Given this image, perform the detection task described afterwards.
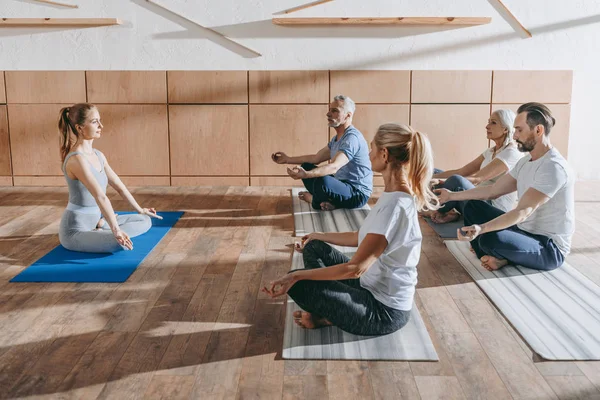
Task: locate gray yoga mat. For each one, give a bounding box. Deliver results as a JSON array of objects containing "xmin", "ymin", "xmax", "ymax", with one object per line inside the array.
[
  {"xmin": 286, "ymin": 188, "xmax": 439, "ymax": 360},
  {"xmin": 291, "ymin": 187, "xmax": 370, "ymax": 237},
  {"xmin": 445, "ymin": 240, "xmax": 600, "ymax": 360},
  {"xmin": 424, "ymin": 217, "xmax": 464, "ymax": 239},
  {"xmin": 283, "ymin": 250, "xmax": 439, "ymax": 360}
]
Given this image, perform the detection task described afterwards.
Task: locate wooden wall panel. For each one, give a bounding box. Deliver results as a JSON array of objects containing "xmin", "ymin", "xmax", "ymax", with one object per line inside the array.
[
  {"xmin": 330, "ymin": 71, "xmax": 411, "ymax": 103},
  {"xmin": 249, "ymin": 71, "xmax": 329, "ymax": 103},
  {"xmin": 412, "ymin": 71, "xmax": 492, "ymax": 103},
  {"xmin": 250, "ymin": 176, "xmax": 304, "ymax": 187},
  {"xmin": 119, "ymin": 176, "xmax": 171, "ymax": 186},
  {"xmin": 172, "ymin": 177, "xmax": 249, "ymax": 186},
  {"xmin": 5, "ymin": 71, "xmax": 86, "ymax": 104},
  {"xmin": 9, "ymin": 104, "xmax": 66, "ymax": 175},
  {"xmin": 0, "ymin": 106, "xmax": 11, "ymax": 175},
  {"xmin": 492, "ymin": 71, "xmax": 573, "ymax": 104},
  {"xmin": 411, "ymin": 105, "xmax": 491, "ymax": 171},
  {"xmin": 92, "ymin": 105, "xmax": 170, "ymax": 175},
  {"xmin": 0, "ymin": 72, "xmax": 6, "ymax": 104},
  {"xmin": 494, "ymin": 103, "xmax": 571, "ymax": 159},
  {"xmin": 341, "ymin": 105, "xmax": 411, "ymax": 145},
  {"xmin": 169, "ymin": 105, "xmax": 249, "ymax": 176},
  {"xmin": 168, "ymin": 71, "xmax": 248, "ymax": 103},
  {"xmin": 86, "ymin": 71, "xmax": 167, "ymax": 104},
  {"xmin": 0, "ymin": 70, "xmax": 573, "ymax": 188},
  {"xmin": 13, "ymin": 176, "xmax": 65, "ymax": 186},
  {"xmin": 249, "ymin": 105, "xmax": 329, "ymax": 175}
]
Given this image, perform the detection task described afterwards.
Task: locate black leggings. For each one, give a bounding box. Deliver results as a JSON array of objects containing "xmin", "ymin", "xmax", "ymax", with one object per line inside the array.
[{"xmin": 287, "ymin": 240, "xmax": 410, "ymax": 336}]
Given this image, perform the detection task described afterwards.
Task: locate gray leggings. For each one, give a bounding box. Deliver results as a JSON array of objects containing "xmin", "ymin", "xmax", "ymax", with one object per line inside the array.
[
  {"xmin": 287, "ymin": 240, "xmax": 411, "ymax": 336},
  {"xmin": 59, "ymin": 210, "xmax": 152, "ymax": 253}
]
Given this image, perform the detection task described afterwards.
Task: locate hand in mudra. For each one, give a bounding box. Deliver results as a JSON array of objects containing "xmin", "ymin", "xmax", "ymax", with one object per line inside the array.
[
  {"xmin": 271, "ymin": 151, "xmax": 289, "ymax": 164},
  {"xmin": 287, "ymin": 166, "xmax": 307, "ymax": 180},
  {"xmin": 113, "ymin": 229, "xmax": 133, "ymax": 250},
  {"xmin": 141, "ymin": 208, "xmax": 163, "ymax": 220},
  {"xmin": 434, "ymin": 188, "xmax": 452, "ymax": 205}
]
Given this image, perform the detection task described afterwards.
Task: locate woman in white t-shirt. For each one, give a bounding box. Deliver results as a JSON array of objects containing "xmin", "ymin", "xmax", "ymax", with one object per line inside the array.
[
  {"xmin": 429, "ymin": 109, "xmax": 523, "ymax": 223},
  {"xmin": 261, "ymin": 124, "xmax": 439, "ymax": 336}
]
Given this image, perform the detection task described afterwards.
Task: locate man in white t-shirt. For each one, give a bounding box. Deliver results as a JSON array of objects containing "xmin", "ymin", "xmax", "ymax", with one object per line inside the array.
[{"xmin": 436, "ymin": 102, "xmax": 575, "ymax": 271}]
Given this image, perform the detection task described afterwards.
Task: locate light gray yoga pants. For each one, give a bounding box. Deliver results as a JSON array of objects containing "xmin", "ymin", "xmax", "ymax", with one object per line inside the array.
[{"xmin": 59, "ymin": 209, "xmax": 152, "ymax": 253}]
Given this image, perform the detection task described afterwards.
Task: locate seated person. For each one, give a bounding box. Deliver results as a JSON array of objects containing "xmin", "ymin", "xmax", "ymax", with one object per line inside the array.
[
  {"xmin": 436, "ymin": 103, "xmax": 574, "ymax": 272},
  {"xmin": 271, "ymin": 95, "xmax": 373, "ymax": 211},
  {"xmin": 57, "ymin": 103, "xmax": 161, "ymax": 253},
  {"xmin": 429, "ymin": 109, "xmax": 523, "ymax": 223},
  {"xmin": 262, "ymin": 123, "xmax": 439, "ymax": 335}
]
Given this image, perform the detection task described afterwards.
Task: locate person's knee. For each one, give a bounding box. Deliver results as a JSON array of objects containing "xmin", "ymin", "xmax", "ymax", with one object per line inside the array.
[
  {"xmin": 141, "ymin": 214, "xmax": 152, "ymax": 231},
  {"xmin": 301, "ymin": 162, "xmax": 315, "ymax": 171},
  {"xmin": 444, "ymin": 174, "xmax": 469, "ymax": 191},
  {"xmin": 462, "ymin": 200, "xmax": 475, "ymax": 220},
  {"xmin": 303, "ymin": 239, "xmax": 324, "ymax": 255},
  {"xmin": 477, "ymin": 233, "xmax": 499, "ymax": 253}
]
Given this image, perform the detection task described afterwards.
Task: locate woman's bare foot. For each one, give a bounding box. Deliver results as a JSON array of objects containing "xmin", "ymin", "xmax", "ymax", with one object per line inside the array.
[
  {"xmin": 293, "ymin": 310, "xmax": 332, "ymax": 329},
  {"xmin": 420, "ymin": 210, "xmax": 436, "ymax": 218},
  {"xmin": 320, "ymin": 202, "xmax": 336, "ymax": 211},
  {"xmin": 298, "ymin": 191, "xmax": 312, "ymax": 204},
  {"xmin": 480, "ymin": 255, "xmax": 508, "ymax": 271},
  {"xmin": 431, "ymin": 210, "xmax": 460, "ymax": 224}
]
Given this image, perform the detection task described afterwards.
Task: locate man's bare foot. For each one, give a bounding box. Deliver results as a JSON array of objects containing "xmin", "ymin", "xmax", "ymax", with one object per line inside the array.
[
  {"xmin": 320, "ymin": 202, "xmax": 336, "ymax": 211},
  {"xmin": 431, "ymin": 210, "xmax": 460, "ymax": 224},
  {"xmin": 298, "ymin": 191, "xmax": 312, "ymax": 204},
  {"xmin": 480, "ymin": 255, "xmax": 508, "ymax": 271},
  {"xmin": 293, "ymin": 310, "xmax": 332, "ymax": 329}
]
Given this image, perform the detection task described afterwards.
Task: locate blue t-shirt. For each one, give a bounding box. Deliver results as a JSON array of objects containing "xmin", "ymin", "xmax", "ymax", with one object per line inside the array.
[{"xmin": 328, "ymin": 125, "xmax": 373, "ymax": 197}]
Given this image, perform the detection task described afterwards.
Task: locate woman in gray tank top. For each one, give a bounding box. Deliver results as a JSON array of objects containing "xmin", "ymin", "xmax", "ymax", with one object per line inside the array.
[{"xmin": 58, "ymin": 103, "xmax": 161, "ymax": 253}]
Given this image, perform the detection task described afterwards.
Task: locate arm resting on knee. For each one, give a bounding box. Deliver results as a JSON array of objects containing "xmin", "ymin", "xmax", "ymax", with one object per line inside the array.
[
  {"xmin": 293, "ymin": 234, "xmax": 387, "ymax": 282},
  {"xmin": 479, "ymin": 188, "xmax": 550, "ymax": 234},
  {"xmin": 304, "ymin": 151, "xmax": 350, "ymax": 179},
  {"xmin": 447, "ymin": 173, "xmax": 517, "ymax": 202}
]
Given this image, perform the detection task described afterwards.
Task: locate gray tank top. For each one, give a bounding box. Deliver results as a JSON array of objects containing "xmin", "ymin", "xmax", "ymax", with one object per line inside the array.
[{"xmin": 62, "ymin": 150, "xmax": 108, "ymax": 207}]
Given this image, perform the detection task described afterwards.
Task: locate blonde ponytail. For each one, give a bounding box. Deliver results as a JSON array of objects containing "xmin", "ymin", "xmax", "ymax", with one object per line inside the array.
[
  {"xmin": 374, "ymin": 123, "xmax": 439, "ymax": 211},
  {"xmin": 408, "ymin": 131, "xmax": 439, "ymax": 212}
]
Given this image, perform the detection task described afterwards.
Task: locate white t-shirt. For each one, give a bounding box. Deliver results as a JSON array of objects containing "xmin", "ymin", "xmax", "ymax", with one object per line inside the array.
[
  {"xmin": 479, "ymin": 144, "xmax": 524, "ymax": 212},
  {"xmin": 358, "ymin": 191, "xmax": 421, "ymax": 311},
  {"xmin": 509, "ymin": 147, "xmax": 575, "ymax": 255}
]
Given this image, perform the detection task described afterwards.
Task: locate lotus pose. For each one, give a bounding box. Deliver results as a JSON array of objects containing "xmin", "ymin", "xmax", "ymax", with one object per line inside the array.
[
  {"xmin": 58, "ymin": 103, "xmax": 161, "ymax": 253},
  {"xmin": 428, "ymin": 109, "xmax": 523, "ymax": 224},
  {"xmin": 271, "ymin": 95, "xmax": 373, "ymax": 211},
  {"xmin": 263, "ymin": 123, "xmax": 438, "ymax": 336},
  {"xmin": 436, "ymin": 103, "xmax": 575, "ymax": 272}
]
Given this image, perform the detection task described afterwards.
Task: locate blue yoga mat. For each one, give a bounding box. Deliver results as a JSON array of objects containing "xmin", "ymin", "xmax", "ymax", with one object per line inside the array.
[{"xmin": 10, "ymin": 211, "xmax": 184, "ymax": 283}]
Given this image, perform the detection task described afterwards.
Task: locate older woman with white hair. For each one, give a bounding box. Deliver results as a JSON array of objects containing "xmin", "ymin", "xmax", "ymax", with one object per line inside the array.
[{"xmin": 429, "ymin": 109, "xmax": 523, "ymax": 223}]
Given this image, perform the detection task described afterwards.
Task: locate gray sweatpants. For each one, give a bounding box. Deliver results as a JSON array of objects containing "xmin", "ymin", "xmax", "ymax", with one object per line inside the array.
[{"xmin": 59, "ymin": 210, "xmax": 152, "ymax": 253}]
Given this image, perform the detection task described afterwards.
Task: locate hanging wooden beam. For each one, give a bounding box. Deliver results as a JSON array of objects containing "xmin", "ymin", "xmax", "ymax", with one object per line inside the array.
[
  {"xmin": 0, "ymin": 18, "xmax": 121, "ymax": 27},
  {"xmin": 281, "ymin": 0, "xmax": 334, "ymax": 15},
  {"xmin": 493, "ymin": 0, "xmax": 532, "ymax": 38},
  {"xmin": 145, "ymin": 0, "xmax": 262, "ymax": 57},
  {"xmin": 33, "ymin": 0, "xmax": 79, "ymax": 8},
  {"xmin": 272, "ymin": 17, "xmax": 492, "ymax": 26}
]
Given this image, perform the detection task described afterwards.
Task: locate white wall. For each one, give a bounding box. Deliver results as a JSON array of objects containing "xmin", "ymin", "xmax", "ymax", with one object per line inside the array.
[{"xmin": 2, "ymin": 0, "xmax": 599, "ymax": 179}]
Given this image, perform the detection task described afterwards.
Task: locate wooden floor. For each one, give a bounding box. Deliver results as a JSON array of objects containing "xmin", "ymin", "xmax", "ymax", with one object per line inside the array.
[{"xmin": 0, "ymin": 184, "xmax": 599, "ymax": 400}]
